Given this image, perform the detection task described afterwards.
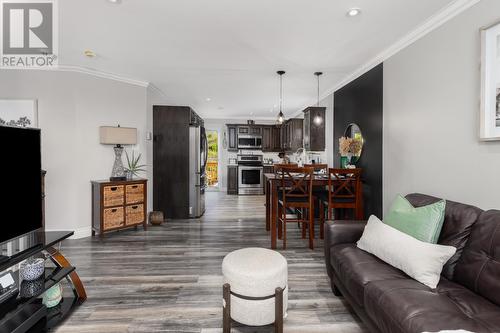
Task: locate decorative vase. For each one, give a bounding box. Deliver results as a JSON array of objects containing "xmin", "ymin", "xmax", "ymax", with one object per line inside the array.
[
  {"xmin": 340, "ymin": 156, "xmax": 349, "ymax": 169},
  {"xmin": 43, "ymin": 283, "xmax": 63, "ymax": 308},
  {"xmin": 20, "ymin": 277, "xmax": 45, "ymax": 298},
  {"xmin": 149, "ymin": 211, "xmax": 164, "ymax": 225},
  {"xmin": 20, "ymin": 258, "xmax": 45, "ymax": 281},
  {"xmin": 125, "ymin": 170, "xmax": 133, "ymax": 180},
  {"xmin": 350, "ymin": 155, "xmax": 359, "ymax": 166}
]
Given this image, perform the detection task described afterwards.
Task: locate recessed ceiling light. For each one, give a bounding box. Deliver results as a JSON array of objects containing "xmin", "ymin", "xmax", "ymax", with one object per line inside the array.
[
  {"xmin": 206, "ymin": 98, "xmax": 211, "ymax": 102},
  {"xmin": 108, "ymin": 0, "xmax": 121, "ymax": 3},
  {"xmin": 84, "ymin": 50, "xmax": 96, "ymax": 58},
  {"xmin": 347, "ymin": 8, "xmax": 361, "ymax": 17}
]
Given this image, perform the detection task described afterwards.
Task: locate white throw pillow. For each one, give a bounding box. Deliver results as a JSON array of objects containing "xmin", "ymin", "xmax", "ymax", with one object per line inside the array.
[{"xmin": 357, "ymin": 215, "xmax": 456, "ymax": 289}]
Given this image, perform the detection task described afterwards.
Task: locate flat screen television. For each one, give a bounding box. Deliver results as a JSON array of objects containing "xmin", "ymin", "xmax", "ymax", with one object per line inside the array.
[{"xmin": 0, "ymin": 126, "xmax": 43, "ymax": 244}]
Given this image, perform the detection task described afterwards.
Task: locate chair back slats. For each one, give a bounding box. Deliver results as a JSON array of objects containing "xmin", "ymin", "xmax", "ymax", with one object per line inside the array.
[
  {"xmin": 275, "ymin": 166, "xmax": 314, "ymax": 205},
  {"xmin": 304, "ymin": 164, "xmax": 328, "ymax": 173},
  {"xmin": 273, "ymin": 163, "xmax": 298, "ymax": 173},
  {"xmin": 326, "ymin": 168, "xmax": 363, "ymax": 219},
  {"xmin": 327, "ymin": 168, "xmax": 362, "ymax": 199}
]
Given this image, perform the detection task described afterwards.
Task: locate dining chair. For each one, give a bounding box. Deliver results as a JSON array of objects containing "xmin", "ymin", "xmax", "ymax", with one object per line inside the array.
[
  {"xmin": 319, "ymin": 169, "xmax": 363, "ymax": 236},
  {"xmin": 304, "ymin": 164, "xmax": 328, "ymax": 173},
  {"xmin": 273, "ymin": 163, "xmax": 298, "ymax": 171},
  {"xmin": 304, "ymin": 164, "xmax": 329, "ymax": 238},
  {"xmin": 276, "ymin": 166, "xmax": 315, "ymax": 250}
]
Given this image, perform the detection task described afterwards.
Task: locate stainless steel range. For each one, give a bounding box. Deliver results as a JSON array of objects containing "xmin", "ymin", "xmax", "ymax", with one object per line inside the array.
[{"xmin": 237, "ymin": 154, "xmax": 264, "ymax": 195}]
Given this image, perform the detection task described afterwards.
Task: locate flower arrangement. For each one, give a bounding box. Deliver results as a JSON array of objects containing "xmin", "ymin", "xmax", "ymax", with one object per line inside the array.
[
  {"xmin": 339, "ymin": 137, "xmax": 363, "ymax": 156},
  {"xmin": 339, "ymin": 136, "xmax": 353, "ymax": 156},
  {"xmin": 350, "ymin": 138, "xmax": 363, "ymax": 156}
]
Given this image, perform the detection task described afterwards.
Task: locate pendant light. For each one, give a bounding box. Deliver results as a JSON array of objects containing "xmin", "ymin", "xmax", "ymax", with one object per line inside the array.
[
  {"xmin": 277, "ymin": 70, "xmax": 285, "ymax": 124},
  {"xmin": 313, "ymin": 71, "xmax": 324, "ymax": 125}
]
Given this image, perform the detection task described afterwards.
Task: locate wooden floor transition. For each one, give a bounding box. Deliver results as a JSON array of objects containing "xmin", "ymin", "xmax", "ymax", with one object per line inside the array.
[{"xmin": 54, "ymin": 192, "xmax": 366, "ymax": 333}]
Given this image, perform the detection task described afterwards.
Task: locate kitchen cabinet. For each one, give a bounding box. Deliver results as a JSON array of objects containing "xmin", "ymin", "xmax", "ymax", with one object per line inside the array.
[
  {"xmin": 227, "ymin": 165, "xmax": 238, "ymax": 195},
  {"xmin": 227, "ymin": 125, "xmax": 238, "ymax": 151},
  {"xmin": 250, "ymin": 126, "xmax": 262, "ymax": 135},
  {"xmin": 239, "ymin": 125, "xmax": 261, "ymax": 135},
  {"xmin": 262, "ymin": 126, "xmax": 272, "ymax": 152},
  {"xmin": 303, "ymin": 107, "xmax": 326, "ymax": 151},
  {"xmin": 271, "ymin": 126, "xmax": 282, "ymax": 151},
  {"xmin": 263, "ymin": 125, "xmax": 283, "ymax": 152},
  {"xmin": 281, "ymin": 118, "xmax": 303, "ymax": 152}
]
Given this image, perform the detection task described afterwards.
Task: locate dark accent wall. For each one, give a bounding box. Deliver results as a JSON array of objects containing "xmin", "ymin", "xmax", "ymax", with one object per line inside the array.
[{"xmin": 334, "ymin": 64, "xmax": 383, "ymax": 218}]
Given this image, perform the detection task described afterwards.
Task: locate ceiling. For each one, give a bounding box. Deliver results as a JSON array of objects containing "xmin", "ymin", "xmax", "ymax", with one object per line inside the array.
[{"xmin": 58, "ymin": 0, "xmax": 456, "ymax": 119}]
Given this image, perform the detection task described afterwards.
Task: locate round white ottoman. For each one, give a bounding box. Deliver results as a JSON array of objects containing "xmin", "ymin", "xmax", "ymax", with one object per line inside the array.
[{"xmin": 222, "ymin": 247, "xmax": 288, "ymax": 329}]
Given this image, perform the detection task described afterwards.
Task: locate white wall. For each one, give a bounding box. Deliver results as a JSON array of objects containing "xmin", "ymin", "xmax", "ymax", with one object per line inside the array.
[
  {"xmin": 321, "ymin": 94, "xmax": 335, "ymax": 167},
  {"xmin": 0, "ymin": 70, "xmax": 148, "ymax": 238},
  {"xmin": 383, "ymin": 0, "xmax": 500, "ymax": 212}
]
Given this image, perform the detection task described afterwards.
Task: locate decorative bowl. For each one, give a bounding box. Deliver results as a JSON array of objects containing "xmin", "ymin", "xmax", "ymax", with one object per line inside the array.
[
  {"xmin": 20, "ymin": 258, "xmax": 45, "ymax": 281},
  {"xmin": 43, "ymin": 283, "xmax": 63, "ymax": 308},
  {"xmin": 20, "ymin": 277, "xmax": 44, "ymax": 298}
]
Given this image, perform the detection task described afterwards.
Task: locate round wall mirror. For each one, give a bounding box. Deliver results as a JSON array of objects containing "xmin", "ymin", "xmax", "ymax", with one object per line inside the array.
[{"xmin": 344, "ymin": 123, "xmax": 364, "ymax": 163}]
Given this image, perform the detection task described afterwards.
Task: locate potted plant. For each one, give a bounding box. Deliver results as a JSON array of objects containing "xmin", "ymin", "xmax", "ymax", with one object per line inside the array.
[{"xmin": 125, "ymin": 150, "xmax": 146, "ymax": 179}]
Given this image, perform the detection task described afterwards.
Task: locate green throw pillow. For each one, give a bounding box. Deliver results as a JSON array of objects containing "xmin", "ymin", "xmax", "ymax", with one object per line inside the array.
[{"xmin": 384, "ymin": 195, "xmax": 446, "ymax": 244}]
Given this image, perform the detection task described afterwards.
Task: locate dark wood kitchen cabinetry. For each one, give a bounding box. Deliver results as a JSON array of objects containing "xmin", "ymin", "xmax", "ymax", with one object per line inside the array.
[
  {"xmin": 262, "ymin": 125, "xmax": 282, "ymax": 152},
  {"xmin": 227, "ymin": 165, "xmax": 238, "ymax": 195},
  {"xmin": 227, "ymin": 125, "xmax": 238, "ymax": 152},
  {"xmin": 281, "ymin": 118, "xmax": 303, "ymax": 152},
  {"xmin": 303, "ymin": 107, "xmax": 326, "ymax": 151},
  {"xmin": 238, "ymin": 125, "xmax": 262, "ymax": 135},
  {"xmin": 262, "ymin": 126, "xmax": 272, "ymax": 151}
]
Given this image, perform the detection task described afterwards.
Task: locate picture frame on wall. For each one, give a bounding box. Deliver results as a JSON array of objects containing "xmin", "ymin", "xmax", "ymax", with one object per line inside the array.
[
  {"xmin": 480, "ymin": 21, "xmax": 500, "ymax": 140},
  {"xmin": 0, "ymin": 99, "xmax": 38, "ymax": 128}
]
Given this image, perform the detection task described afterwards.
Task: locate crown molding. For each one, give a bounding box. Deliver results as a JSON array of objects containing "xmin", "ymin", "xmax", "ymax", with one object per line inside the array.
[
  {"xmin": 147, "ymin": 83, "xmax": 169, "ymax": 100},
  {"xmin": 56, "ymin": 65, "xmax": 150, "ymax": 87},
  {"xmin": 1, "ymin": 64, "xmax": 151, "ymax": 87},
  {"xmin": 291, "ymin": 0, "xmax": 482, "ymax": 118}
]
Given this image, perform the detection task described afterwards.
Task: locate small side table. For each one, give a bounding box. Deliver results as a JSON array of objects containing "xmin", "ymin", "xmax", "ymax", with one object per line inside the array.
[{"xmin": 91, "ymin": 179, "xmax": 147, "ymax": 237}]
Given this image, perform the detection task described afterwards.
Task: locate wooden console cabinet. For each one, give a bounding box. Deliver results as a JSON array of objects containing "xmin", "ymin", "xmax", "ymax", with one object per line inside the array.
[{"xmin": 91, "ymin": 179, "xmax": 147, "ymax": 236}]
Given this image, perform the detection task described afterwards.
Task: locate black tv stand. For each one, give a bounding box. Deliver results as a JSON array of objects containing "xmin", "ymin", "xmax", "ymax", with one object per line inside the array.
[
  {"xmin": 0, "ymin": 255, "xmax": 9, "ymax": 265},
  {"xmin": 0, "ymin": 231, "xmax": 86, "ymax": 333}
]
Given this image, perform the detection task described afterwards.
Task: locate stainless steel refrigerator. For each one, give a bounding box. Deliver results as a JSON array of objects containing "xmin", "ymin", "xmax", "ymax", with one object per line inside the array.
[{"xmin": 189, "ymin": 124, "xmax": 207, "ymax": 217}]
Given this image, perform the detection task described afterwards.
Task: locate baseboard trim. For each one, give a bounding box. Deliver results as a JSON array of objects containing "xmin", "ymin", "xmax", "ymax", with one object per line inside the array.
[{"xmin": 45, "ymin": 226, "xmax": 92, "ymax": 240}]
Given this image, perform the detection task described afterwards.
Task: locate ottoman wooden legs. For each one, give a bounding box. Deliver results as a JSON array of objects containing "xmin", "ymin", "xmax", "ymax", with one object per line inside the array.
[
  {"xmin": 223, "ymin": 284, "xmax": 231, "ymax": 333},
  {"xmin": 222, "ymin": 283, "xmax": 284, "ymax": 333},
  {"xmin": 274, "ymin": 287, "xmax": 284, "ymax": 333}
]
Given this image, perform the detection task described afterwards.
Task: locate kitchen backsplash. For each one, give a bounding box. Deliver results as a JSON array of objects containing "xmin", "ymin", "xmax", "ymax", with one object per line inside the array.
[{"xmin": 228, "ymin": 150, "xmax": 327, "ymax": 165}]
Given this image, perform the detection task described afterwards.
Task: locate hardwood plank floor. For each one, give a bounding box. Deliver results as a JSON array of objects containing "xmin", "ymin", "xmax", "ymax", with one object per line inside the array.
[{"xmin": 54, "ymin": 192, "xmax": 366, "ymax": 333}]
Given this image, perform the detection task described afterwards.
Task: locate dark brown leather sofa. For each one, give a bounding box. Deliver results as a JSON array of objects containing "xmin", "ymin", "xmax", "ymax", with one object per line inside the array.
[{"xmin": 324, "ymin": 193, "xmax": 500, "ymax": 333}]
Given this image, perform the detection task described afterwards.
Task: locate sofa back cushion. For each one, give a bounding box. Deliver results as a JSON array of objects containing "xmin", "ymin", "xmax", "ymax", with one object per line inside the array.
[
  {"xmin": 454, "ymin": 210, "xmax": 500, "ymax": 306},
  {"xmin": 405, "ymin": 193, "xmax": 482, "ymax": 280}
]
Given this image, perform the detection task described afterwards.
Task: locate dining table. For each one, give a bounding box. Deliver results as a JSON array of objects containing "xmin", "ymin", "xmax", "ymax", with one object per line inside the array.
[{"xmin": 264, "ymin": 172, "xmax": 331, "ymax": 249}]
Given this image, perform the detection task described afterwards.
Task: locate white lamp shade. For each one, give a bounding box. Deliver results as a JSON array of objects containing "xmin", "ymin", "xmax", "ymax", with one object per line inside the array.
[{"xmin": 100, "ymin": 126, "xmax": 137, "ymax": 145}]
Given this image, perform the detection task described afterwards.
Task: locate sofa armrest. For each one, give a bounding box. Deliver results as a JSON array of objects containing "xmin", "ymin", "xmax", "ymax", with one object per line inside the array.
[{"xmin": 324, "ymin": 220, "xmax": 367, "ymax": 279}]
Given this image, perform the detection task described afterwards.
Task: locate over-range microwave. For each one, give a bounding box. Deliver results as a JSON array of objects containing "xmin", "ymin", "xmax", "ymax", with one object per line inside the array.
[{"xmin": 238, "ymin": 134, "xmax": 262, "ymax": 149}]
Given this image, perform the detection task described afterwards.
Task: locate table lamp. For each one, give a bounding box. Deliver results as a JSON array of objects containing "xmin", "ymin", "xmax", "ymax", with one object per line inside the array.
[{"xmin": 100, "ymin": 125, "xmax": 137, "ymax": 181}]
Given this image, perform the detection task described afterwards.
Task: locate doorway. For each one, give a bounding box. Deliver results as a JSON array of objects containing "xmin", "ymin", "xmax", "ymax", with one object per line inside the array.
[{"xmin": 206, "ymin": 130, "xmax": 219, "ymax": 189}]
